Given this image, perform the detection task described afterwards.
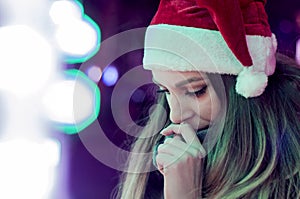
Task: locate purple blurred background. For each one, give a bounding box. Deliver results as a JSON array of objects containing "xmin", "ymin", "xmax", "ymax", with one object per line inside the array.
[{"xmin": 52, "ymin": 0, "xmax": 300, "ymax": 198}]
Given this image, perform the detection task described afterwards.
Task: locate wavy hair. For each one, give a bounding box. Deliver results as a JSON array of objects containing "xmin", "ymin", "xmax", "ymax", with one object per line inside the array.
[{"xmin": 115, "ymin": 54, "xmax": 300, "ymax": 199}]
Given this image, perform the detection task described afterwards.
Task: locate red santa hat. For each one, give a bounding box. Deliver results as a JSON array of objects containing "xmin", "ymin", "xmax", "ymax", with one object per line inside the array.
[{"xmin": 143, "ymin": 0, "xmax": 277, "ymax": 98}]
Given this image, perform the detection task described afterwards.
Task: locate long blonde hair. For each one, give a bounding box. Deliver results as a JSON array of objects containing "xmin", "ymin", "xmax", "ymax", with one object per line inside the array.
[{"xmin": 115, "ymin": 54, "xmax": 300, "ymax": 198}]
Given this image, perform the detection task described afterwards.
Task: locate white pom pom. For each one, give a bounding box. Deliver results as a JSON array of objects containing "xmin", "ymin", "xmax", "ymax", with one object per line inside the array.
[{"xmin": 235, "ymin": 67, "xmax": 268, "ymax": 98}]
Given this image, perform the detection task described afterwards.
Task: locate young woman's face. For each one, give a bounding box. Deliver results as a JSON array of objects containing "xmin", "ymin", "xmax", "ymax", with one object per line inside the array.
[{"xmin": 152, "ymin": 69, "xmax": 221, "ymax": 131}]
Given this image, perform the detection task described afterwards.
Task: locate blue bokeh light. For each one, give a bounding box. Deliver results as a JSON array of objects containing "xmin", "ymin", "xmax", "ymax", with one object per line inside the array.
[{"xmin": 102, "ymin": 65, "xmax": 119, "ymax": 86}]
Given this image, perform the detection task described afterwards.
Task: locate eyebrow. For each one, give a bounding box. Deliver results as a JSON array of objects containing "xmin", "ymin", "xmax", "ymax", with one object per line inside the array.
[
  {"xmin": 175, "ymin": 77, "xmax": 204, "ymax": 87},
  {"xmin": 152, "ymin": 77, "xmax": 204, "ymax": 88}
]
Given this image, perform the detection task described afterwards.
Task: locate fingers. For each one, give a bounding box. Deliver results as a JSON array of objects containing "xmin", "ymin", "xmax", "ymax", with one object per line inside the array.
[
  {"xmin": 155, "ymin": 153, "xmax": 171, "ymax": 174},
  {"xmin": 163, "ymin": 137, "xmax": 199, "ymax": 156},
  {"xmin": 155, "ymin": 123, "xmax": 207, "ymax": 174},
  {"xmin": 156, "ymin": 134, "xmax": 205, "ymax": 173},
  {"xmin": 160, "ymin": 123, "xmax": 206, "ymax": 155},
  {"xmin": 158, "ymin": 138, "xmax": 199, "ymax": 157},
  {"xmin": 156, "ymin": 142, "xmax": 203, "ymax": 175},
  {"xmin": 160, "ymin": 123, "xmax": 199, "ymax": 143}
]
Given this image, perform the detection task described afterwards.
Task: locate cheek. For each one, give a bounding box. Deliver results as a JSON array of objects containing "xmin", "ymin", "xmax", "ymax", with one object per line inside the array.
[{"xmin": 195, "ymin": 100, "xmax": 213, "ymax": 121}]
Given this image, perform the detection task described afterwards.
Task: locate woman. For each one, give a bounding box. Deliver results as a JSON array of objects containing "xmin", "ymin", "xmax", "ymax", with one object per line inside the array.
[{"xmin": 116, "ymin": 0, "xmax": 300, "ymax": 198}]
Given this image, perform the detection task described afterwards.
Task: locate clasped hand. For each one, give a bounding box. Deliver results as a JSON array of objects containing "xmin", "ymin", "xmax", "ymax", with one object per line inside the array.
[{"xmin": 155, "ymin": 123, "xmax": 206, "ymax": 199}]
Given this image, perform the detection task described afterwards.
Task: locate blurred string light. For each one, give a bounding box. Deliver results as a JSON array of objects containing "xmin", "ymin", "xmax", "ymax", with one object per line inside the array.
[
  {"xmin": 49, "ymin": 0, "xmax": 101, "ymax": 63},
  {"xmin": 102, "ymin": 65, "xmax": 119, "ymax": 86},
  {"xmin": 86, "ymin": 65, "xmax": 103, "ymax": 82},
  {"xmin": 0, "ymin": 16, "xmax": 60, "ymax": 199},
  {"xmin": 0, "ymin": 0, "xmax": 101, "ymax": 198},
  {"xmin": 42, "ymin": 69, "xmax": 101, "ymax": 134},
  {"xmin": 0, "ymin": 17, "xmax": 61, "ymax": 199}
]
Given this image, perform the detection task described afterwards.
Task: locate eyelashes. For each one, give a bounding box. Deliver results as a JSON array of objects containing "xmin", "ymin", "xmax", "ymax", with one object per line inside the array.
[
  {"xmin": 156, "ymin": 85, "xmax": 208, "ymax": 98},
  {"xmin": 188, "ymin": 85, "xmax": 207, "ymax": 97}
]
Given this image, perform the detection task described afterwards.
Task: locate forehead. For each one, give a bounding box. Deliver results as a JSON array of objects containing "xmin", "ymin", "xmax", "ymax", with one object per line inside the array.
[{"xmin": 151, "ymin": 69, "xmax": 206, "ymax": 83}]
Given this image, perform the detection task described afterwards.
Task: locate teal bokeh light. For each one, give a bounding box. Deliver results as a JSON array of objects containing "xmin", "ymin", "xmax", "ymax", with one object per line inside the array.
[
  {"xmin": 55, "ymin": 69, "xmax": 101, "ymax": 134},
  {"xmin": 63, "ymin": 0, "xmax": 101, "ymax": 64}
]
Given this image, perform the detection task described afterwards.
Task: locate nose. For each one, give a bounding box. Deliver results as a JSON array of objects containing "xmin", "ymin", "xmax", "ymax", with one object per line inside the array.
[{"xmin": 167, "ymin": 94, "xmax": 193, "ymax": 124}]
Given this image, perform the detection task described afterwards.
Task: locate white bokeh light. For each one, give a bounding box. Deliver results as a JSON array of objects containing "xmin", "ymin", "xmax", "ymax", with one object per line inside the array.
[
  {"xmin": 42, "ymin": 79, "xmax": 94, "ymax": 124},
  {"xmin": 49, "ymin": 0, "xmax": 99, "ymax": 60},
  {"xmin": 0, "ymin": 0, "xmax": 100, "ymax": 198},
  {"xmin": 49, "ymin": 0, "xmax": 82, "ymax": 25},
  {"xmin": 55, "ymin": 20, "xmax": 98, "ymax": 56},
  {"xmin": 0, "ymin": 138, "xmax": 60, "ymax": 199},
  {"xmin": 86, "ymin": 65, "xmax": 102, "ymax": 82},
  {"xmin": 0, "ymin": 0, "xmax": 51, "ymax": 26},
  {"xmin": 0, "ymin": 25, "xmax": 56, "ymax": 96}
]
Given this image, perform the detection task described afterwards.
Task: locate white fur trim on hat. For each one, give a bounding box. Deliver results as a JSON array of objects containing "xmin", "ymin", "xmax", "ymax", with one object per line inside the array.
[
  {"xmin": 143, "ymin": 24, "xmax": 277, "ymax": 98},
  {"xmin": 236, "ymin": 68, "xmax": 268, "ymax": 98}
]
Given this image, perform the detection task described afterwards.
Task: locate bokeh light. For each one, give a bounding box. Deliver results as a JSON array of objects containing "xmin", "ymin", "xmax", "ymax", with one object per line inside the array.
[
  {"xmin": 50, "ymin": 0, "xmax": 101, "ymax": 64},
  {"xmin": 0, "ymin": 25, "xmax": 56, "ymax": 97},
  {"xmin": 0, "ymin": 0, "xmax": 51, "ymax": 26},
  {"xmin": 49, "ymin": 0, "xmax": 82, "ymax": 24},
  {"xmin": 102, "ymin": 65, "xmax": 119, "ymax": 86},
  {"xmin": 0, "ymin": 0, "xmax": 102, "ymax": 198},
  {"xmin": 86, "ymin": 65, "xmax": 103, "ymax": 82},
  {"xmin": 42, "ymin": 69, "xmax": 101, "ymax": 134},
  {"xmin": 0, "ymin": 138, "xmax": 60, "ymax": 199},
  {"xmin": 55, "ymin": 20, "xmax": 97, "ymax": 56}
]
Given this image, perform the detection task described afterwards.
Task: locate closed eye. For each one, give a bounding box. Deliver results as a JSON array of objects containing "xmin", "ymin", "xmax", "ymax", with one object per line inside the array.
[
  {"xmin": 186, "ymin": 85, "xmax": 207, "ymax": 97},
  {"xmin": 156, "ymin": 85, "xmax": 207, "ymax": 97}
]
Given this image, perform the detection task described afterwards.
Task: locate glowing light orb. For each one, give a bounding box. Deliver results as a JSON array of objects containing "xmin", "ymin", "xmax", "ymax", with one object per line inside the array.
[
  {"xmin": 49, "ymin": 0, "xmax": 82, "ymax": 24},
  {"xmin": 42, "ymin": 69, "xmax": 101, "ymax": 134},
  {"xmin": 0, "ymin": 0, "xmax": 51, "ymax": 25},
  {"xmin": 55, "ymin": 20, "xmax": 98, "ymax": 56},
  {"xmin": 49, "ymin": 0, "xmax": 101, "ymax": 64},
  {"xmin": 86, "ymin": 65, "xmax": 102, "ymax": 82},
  {"xmin": 102, "ymin": 65, "xmax": 119, "ymax": 86},
  {"xmin": 0, "ymin": 25, "xmax": 56, "ymax": 96},
  {"xmin": 0, "ymin": 138, "xmax": 60, "ymax": 199}
]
